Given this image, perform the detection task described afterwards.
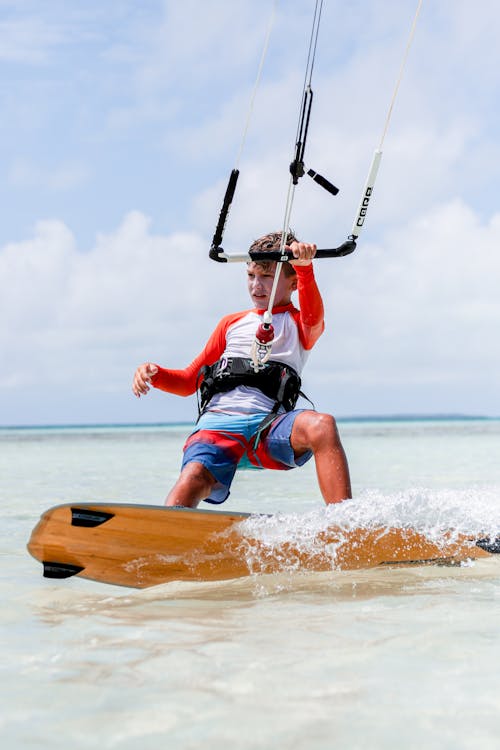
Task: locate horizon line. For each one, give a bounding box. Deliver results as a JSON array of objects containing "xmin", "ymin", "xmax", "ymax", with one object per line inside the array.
[{"xmin": 1, "ymin": 413, "xmax": 499, "ymax": 431}]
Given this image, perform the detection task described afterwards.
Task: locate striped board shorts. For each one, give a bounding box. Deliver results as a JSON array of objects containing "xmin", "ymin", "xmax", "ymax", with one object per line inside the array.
[{"xmin": 182, "ymin": 410, "xmax": 312, "ymax": 504}]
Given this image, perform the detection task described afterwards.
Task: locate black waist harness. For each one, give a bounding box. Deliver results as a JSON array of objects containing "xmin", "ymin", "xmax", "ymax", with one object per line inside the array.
[{"xmin": 197, "ymin": 357, "xmax": 308, "ymax": 447}]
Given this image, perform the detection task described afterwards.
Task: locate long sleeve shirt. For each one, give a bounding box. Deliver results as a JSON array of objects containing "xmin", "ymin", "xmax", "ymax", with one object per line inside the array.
[{"xmin": 151, "ymin": 264, "xmax": 325, "ymax": 415}]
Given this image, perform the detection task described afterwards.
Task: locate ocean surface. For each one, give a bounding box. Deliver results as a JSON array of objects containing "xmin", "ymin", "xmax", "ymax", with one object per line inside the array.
[{"xmin": 2, "ymin": 418, "xmax": 500, "ymax": 749}]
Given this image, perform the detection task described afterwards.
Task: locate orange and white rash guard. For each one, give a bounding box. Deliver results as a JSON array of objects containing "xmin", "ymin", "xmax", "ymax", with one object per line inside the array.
[{"xmin": 151, "ymin": 264, "xmax": 325, "ymax": 415}]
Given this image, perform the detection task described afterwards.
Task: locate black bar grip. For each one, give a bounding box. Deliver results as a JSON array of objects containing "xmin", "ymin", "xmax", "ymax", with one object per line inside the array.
[
  {"xmin": 249, "ymin": 240, "xmax": 356, "ymax": 261},
  {"xmin": 211, "ymin": 169, "xmax": 239, "ymax": 249},
  {"xmin": 307, "ymin": 168, "xmax": 339, "ymax": 196}
]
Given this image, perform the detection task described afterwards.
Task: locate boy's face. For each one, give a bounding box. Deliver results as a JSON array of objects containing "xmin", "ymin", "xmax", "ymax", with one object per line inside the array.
[{"xmin": 246, "ymin": 262, "xmax": 297, "ymax": 310}]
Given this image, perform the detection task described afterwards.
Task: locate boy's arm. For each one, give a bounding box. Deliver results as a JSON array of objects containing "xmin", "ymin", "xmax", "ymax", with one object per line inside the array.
[
  {"xmin": 294, "ymin": 264, "xmax": 325, "ymax": 350},
  {"xmin": 149, "ymin": 319, "xmax": 227, "ymax": 396},
  {"xmin": 135, "ymin": 309, "xmax": 248, "ymax": 397}
]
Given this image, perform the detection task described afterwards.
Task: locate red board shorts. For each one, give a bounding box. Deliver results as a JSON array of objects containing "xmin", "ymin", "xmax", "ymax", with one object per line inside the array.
[{"xmin": 182, "ymin": 410, "xmax": 312, "ymax": 504}]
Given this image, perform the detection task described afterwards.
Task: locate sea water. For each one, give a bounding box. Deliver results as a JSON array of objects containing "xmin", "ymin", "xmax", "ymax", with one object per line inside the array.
[{"xmin": 1, "ymin": 418, "xmax": 500, "ymax": 750}]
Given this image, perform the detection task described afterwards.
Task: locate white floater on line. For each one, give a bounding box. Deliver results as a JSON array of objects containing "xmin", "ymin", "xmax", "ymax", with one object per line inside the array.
[{"xmin": 351, "ymin": 148, "xmax": 383, "ymax": 240}]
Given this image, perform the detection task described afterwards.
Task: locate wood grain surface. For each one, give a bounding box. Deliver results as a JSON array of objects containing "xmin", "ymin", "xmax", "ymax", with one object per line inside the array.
[{"xmin": 27, "ymin": 503, "xmax": 493, "ymax": 589}]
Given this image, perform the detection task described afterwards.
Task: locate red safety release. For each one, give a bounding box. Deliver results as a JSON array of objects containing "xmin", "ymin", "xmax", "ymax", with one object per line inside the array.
[{"xmin": 255, "ymin": 323, "xmax": 274, "ymax": 344}]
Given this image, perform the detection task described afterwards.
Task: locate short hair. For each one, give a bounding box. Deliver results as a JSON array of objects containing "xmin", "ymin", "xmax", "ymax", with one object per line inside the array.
[{"xmin": 248, "ymin": 231, "xmax": 298, "ymax": 277}]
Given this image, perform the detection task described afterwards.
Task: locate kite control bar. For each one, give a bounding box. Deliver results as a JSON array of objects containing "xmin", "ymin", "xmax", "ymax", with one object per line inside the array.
[
  {"xmin": 208, "ymin": 145, "xmax": 382, "ymax": 264},
  {"xmin": 208, "ymin": 159, "xmax": 350, "ymax": 264},
  {"xmin": 209, "ymin": 240, "xmax": 356, "ymax": 263}
]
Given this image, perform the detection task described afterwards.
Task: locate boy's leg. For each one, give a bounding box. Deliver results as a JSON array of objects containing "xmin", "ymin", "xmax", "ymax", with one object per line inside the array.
[
  {"xmin": 165, "ymin": 461, "xmax": 217, "ymax": 508},
  {"xmin": 290, "ymin": 411, "xmax": 351, "ymax": 504}
]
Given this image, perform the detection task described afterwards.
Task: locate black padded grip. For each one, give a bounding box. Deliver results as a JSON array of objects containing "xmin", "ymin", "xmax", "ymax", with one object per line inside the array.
[{"xmin": 211, "ymin": 169, "xmax": 239, "ymax": 249}]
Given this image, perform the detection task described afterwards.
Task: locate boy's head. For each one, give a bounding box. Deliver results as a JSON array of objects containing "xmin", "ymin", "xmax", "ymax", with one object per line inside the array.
[
  {"xmin": 247, "ymin": 231, "xmax": 299, "ymax": 310},
  {"xmin": 248, "ymin": 231, "xmax": 298, "ymax": 278}
]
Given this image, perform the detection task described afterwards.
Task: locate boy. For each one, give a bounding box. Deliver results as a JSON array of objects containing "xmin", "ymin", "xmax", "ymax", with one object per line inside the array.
[{"xmin": 132, "ymin": 231, "xmax": 351, "ymax": 507}]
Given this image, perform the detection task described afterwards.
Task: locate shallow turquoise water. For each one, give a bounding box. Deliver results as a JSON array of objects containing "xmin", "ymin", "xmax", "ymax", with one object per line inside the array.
[{"xmin": 2, "ymin": 419, "xmax": 500, "ymax": 749}]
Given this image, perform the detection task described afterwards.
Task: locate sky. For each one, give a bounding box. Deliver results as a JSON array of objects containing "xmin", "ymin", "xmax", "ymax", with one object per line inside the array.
[{"xmin": 1, "ymin": 0, "xmax": 499, "ymax": 426}]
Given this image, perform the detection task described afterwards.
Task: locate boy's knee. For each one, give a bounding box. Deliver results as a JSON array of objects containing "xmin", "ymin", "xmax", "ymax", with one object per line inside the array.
[
  {"xmin": 310, "ymin": 412, "xmax": 339, "ymax": 445},
  {"xmin": 294, "ymin": 411, "xmax": 340, "ymax": 451}
]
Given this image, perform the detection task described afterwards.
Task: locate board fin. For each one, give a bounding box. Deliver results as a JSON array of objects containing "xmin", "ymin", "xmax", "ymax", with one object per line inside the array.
[
  {"xmin": 476, "ymin": 537, "xmax": 500, "ymax": 554},
  {"xmin": 71, "ymin": 507, "xmax": 114, "ymax": 527},
  {"xmin": 43, "ymin": 561, "xmax": 84, "ymax": 579}
]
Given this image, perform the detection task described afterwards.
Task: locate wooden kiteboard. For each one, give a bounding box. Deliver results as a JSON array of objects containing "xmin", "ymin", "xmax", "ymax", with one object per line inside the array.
[{"xmin": 27, "ymin": 503, "xmax": 499, "ymax": 589}]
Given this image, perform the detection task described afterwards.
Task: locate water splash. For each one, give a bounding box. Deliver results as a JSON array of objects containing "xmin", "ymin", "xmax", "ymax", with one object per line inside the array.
[
  {"xmin": 231, "ymin": 486, "xmax": 500, "ymax": 575},
  {"xmin": 239, "ymin": 486, "xmax": 500, "ymax": 540}
]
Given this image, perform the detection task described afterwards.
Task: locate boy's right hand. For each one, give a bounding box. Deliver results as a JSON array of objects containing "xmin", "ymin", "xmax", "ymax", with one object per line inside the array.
[
  {"xmin": 132, "ymin": 362, "xmax": 159, "ymax": 398},
  {"xmin": 288, "ymin": 241, "xmax": 317, "ymax": 266}
]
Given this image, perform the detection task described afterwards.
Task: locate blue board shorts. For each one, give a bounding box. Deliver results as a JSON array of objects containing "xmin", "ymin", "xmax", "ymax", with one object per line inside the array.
[{"xmin": 182, "ymin": 410, "xmax": 313, "ymax": 504}]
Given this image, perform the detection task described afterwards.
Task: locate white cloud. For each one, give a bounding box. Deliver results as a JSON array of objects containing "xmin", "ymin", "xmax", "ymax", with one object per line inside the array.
[
  {"xmin": 316, "ymin": 199, "xmax": 500, "ymax": 393},
  {"xmin": 1, "ymin": 197, "xmax": 499, "ymax": 421},
  {"xmin": 0, "ymin": 212, "xmax": 244, "ymax": 393}
]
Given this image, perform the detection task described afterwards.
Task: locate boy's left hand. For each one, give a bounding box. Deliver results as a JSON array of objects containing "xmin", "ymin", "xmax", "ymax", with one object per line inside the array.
[{"xmin": 288, "ymin": 241, "xmax": 317, "ymax": 266}]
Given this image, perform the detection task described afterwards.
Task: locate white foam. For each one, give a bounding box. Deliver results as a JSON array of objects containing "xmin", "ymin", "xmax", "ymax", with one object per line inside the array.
[{"xmin": 232, "ymin": 487, "xmax": 500, "ymax": 569}]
